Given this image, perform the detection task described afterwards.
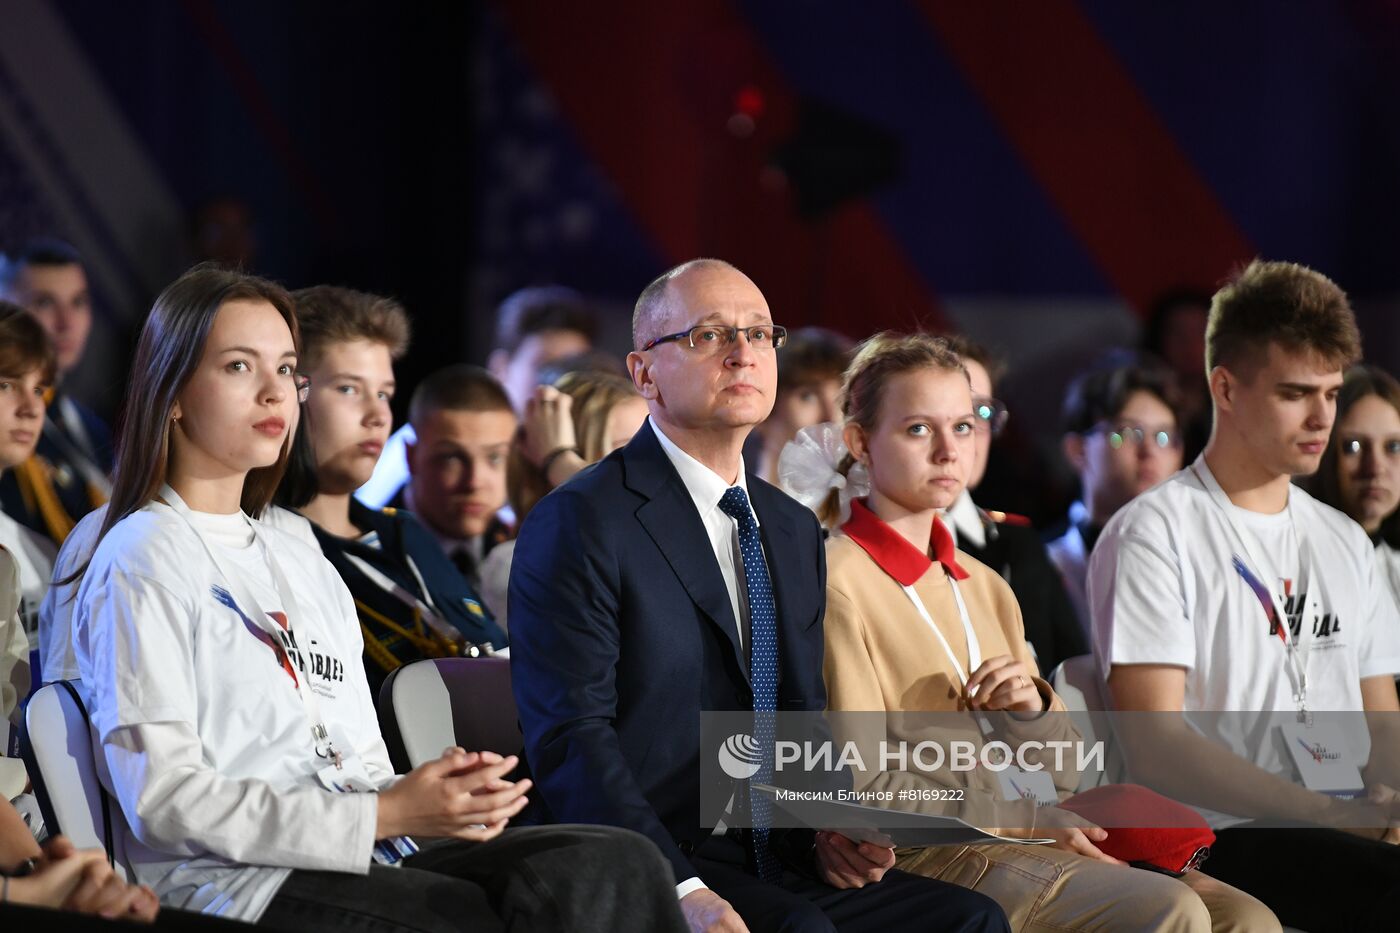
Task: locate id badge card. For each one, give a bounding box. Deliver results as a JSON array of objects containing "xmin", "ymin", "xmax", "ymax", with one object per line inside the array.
[
  {"xmin": 313, "ymin": 723, "xmax": 374, "ymax": 792},
  {"xmin": 995, "ymin": 767, "xmax": 1058, "ymax": 805},
  {"xmin": 312, "ymin": 726, "xmax": 419, "ymax": 866},
  {"xmin": 1280, "ymin": 722, "xmax": 1365, "ymax": 797}
]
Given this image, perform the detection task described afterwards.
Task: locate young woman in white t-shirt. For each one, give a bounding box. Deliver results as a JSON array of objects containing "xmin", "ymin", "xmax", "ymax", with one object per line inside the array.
[
  {"xmin": 71, "ymin": 265, "xmax": 685, "ymax": 932},
  {"xmin": 1307, "ymin": 364, "xmax": 1400, "ymax": 609}
]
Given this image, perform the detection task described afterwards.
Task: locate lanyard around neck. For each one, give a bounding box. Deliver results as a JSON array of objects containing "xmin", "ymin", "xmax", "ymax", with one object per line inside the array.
[
  {"xmin": 158, "ymin": 484, "xmax": 343, "ymax": 764},
  {"xmin": 1189, "ymin": 460, "xmax": 1317, "ymax": 720},
  {"xmin": 900, "ymin": 573, "xmax": 981, "ymax": 688}
]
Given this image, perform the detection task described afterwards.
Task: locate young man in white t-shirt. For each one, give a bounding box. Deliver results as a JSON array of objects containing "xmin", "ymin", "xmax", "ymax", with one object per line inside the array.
[{"xmin": 1090, "ymin": 259, "xmax": 1400, "ymax": 932}]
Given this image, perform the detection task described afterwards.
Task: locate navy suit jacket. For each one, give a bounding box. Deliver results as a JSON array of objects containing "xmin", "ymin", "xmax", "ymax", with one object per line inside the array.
[{"xmin": 509, "ymin": 420, "xmax": 828, "ymax": 884}]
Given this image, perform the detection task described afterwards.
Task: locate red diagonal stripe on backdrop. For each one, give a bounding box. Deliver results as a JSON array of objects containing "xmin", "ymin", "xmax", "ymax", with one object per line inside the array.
[
  {"xmin": 493, "ymin": 1, "xmax": 948, "ymax": 335},
  {"xmin": 916, "ymin": 1, "xmax": 1256, "ymax": 311}
]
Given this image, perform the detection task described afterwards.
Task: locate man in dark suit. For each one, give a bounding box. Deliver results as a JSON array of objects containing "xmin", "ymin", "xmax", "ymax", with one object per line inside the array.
[{"xmin": 510, "ymin": 259, "xmax": 1008, "ymax": 933}]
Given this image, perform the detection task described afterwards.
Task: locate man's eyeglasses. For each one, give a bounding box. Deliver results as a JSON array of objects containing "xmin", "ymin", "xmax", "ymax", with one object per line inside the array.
[
  {"xmin": 972, "ymin": 396, "xmax": 1009, "ymax": 438},
  {"xmin": 1091, "ymin": 422, "xmax": 1181, "ymax": 451},
  {"xmin": 295, "ymin": 373, "xmax": 311, "ymax": 404},
  {"xmin": 640, "ymin": 324, "xmax": 788, "ymax": 354}
]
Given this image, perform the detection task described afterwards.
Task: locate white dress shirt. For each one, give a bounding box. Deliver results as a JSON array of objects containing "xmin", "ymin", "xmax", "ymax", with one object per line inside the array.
[
  {"xmin": 649, "ymin": 416, "xmax": 765, "ymax": 898},
  {"xmin": 943, "ymin": 490, "xmax": 987, "ymax": 550}
]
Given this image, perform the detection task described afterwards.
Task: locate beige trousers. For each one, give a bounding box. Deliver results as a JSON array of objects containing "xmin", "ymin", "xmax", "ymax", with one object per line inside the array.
[{"xmin": 896, "ymin": 844, "xmax": 1281, "ymax": 933}]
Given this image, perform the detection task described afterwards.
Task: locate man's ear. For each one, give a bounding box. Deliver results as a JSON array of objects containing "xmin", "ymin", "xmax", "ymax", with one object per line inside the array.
[
  {"xmin": 842, "ymin": 421, "xmax": 867, "ymax": 465},
  {"xmin": 1208, "ymin": 365, "xmax": 1234, "ymax": 415},
  {"xmin": 404, "ymin": 439, "xmax": 417, "ymax": 477},
  {"xmin": 487, "ymin": 348, "xmax": 509, "ymax": 381},
  {"xmin": 1062, "ymin": 433, "xmax": 1086, "ymax": 471},
  {"xmin": 628, "ymin": 351, "xmax": 660, "ymax": 401}
]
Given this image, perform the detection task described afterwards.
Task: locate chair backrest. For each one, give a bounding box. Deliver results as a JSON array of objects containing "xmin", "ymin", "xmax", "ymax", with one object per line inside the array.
[
  {"xmin": 1049, "ymin": 653, "xmax": 1126, "ymax": 791},
  {"xmin": 378, "ymin": 657, "xmax": 522, "ymax": 771},
  {"xmin": 19, "ymin": 681, "xmax": 130, "ymax": 880}
]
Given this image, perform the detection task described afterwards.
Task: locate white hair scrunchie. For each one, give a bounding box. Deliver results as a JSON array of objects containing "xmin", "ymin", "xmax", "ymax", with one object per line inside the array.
[{"xmin": 777, "ymin": 422, "xmax": 870, "ymax": 526}]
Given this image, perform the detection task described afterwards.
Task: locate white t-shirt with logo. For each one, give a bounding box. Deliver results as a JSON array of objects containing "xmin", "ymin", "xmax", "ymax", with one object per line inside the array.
[
  {"xmin": 74, "ymin": 501, "xmax": 393, "ymax": 922},
  {"xmin": 42, "ymin": 504, "xmax": 317, "ymax": 688},
  {"xmin": 1089, "ymin": 458, "xmax": 1400, "ymax": 823}
]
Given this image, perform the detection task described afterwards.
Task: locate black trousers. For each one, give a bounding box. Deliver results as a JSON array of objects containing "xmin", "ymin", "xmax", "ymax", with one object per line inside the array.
[
  {"xmin": 693, "ymin": 833, "xmax": 1009, "ymax": 933},
  {"xmin": 257, "ymin": 825, "xmax": 687, "ymax": 933},
  {"xmin": 1206, "ymin": 823, "xmax": 1400, "ymax": 933}
]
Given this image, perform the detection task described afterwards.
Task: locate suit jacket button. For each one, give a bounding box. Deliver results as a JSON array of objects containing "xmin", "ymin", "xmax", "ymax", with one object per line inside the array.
[{"xmin": 679, "ymin": 840, "xmax": 695, "ymax": 856}]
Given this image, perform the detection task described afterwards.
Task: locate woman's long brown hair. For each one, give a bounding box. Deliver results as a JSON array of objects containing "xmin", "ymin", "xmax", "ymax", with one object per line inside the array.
[{"xmin": 65, "ymin": 264, "xmax": 299, "ymax": 581}]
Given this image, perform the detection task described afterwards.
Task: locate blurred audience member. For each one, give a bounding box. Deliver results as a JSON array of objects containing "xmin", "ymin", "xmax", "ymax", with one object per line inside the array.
[
  {"xmin": 941, "ymin": 335, "xmax": 1088, "ymax": 671},
  {"xmin": 487, "ymin": 285, "xmax": 600, "ymax": 413},
  {"xmin": 0, "ymin": 305, "xmax": 58, "ymax": 620},
  {"xmin": 1049, "ymin": 360, "xmax": 1183, "ymax": 634},
  {"xmin": 481, "ymin": 370, "xmax": 647, "ymax": 626},
  {"xmin": 355, "ymin": 284, "xmax": 600, "ymax": 507},
  {"xmin": 393, "ymin": 365, "xmax": 516, "ymax": 590},
  {"xmin": 533, "ymin": 348, "xmax": 625, "ymax": 393},
  {"xmin": 188, "ymin": 196, "xmax": 258, "ymax": 271},
  {"xmin": 1306, "ymin": 364, "xmax": 1400, "ymax": 608},
  {"xmin": 1143, "ymin": 288, "xmax": 1212, "ymax": 461},
  {"xmin": 751, "ymin": 326, "xmax": 853, "ymax": 485},
  {"xmin": 274, "ymin": 286, "xmax": 507, "ymax": 697},
  {"xmin": 1, "ymin": 798, "xmax": 159, "ymax": 923},
  {"xmin": 0, "ymin": 239, "xmax": 110, "ymax": 545}
]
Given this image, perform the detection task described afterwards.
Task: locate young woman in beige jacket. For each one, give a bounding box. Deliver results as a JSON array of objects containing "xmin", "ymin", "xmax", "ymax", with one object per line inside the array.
[{"xmin": 809, "ymin": 333, "xmax": 1277, "ymax": 933}]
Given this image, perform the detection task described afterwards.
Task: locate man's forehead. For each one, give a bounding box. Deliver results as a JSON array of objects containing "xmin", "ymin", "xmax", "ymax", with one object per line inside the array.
[
  {"xmin": 22, "ymin": 264, "xmax": 87, "ymax": 291},
  {"xmin": 1261, "ymin": 343, "xmax": 1345, "ymax": 385},
  {"xmin": 663, "ymin": 267, "xmax": 770, "ymax": 325},
  {"xmin": 421, "ymin": 407, "xmax": 517, "ymax": 439}
]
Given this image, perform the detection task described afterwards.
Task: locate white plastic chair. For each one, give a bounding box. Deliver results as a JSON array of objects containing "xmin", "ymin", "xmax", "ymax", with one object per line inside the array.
[
  {"xmin": 19, "ymin": 680, "xmax": 131, "ymax": 880},
  {"xmin": 378, "ymin": 657, "xmax": 522, "ymax": 771}
]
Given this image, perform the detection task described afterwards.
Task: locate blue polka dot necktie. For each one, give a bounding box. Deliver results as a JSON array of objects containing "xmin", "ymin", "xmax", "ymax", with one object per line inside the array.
[{"xmin": 718, "ymin": 485, "xmax": 782, "ymax": 884}]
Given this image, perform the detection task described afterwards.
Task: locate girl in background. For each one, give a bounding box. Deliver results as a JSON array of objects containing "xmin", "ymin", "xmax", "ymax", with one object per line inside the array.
[{"xmin": 1307, "ymin": 364, "xmax": 1400, "ymax": 608}]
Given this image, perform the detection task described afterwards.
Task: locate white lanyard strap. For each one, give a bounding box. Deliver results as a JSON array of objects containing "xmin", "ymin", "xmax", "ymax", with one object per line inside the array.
[
  {"xmin": 158, "ymin": 485, "xmax": 342, "ymax": 764},
  {"xmin": 900, "ymin": 574, "xmax": 981, "ymax": 688},
  {"xmin": 1190, "ymin": 460, "xmax": 1315, "ymax": 717}
]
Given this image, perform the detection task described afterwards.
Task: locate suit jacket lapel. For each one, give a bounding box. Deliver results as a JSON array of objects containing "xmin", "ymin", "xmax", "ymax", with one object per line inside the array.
[{"xmin": 625, "ymin": 423, "xmax": 749, "ymax": 683}]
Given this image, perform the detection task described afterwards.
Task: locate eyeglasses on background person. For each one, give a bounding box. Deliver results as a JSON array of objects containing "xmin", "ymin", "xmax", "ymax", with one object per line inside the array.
[
  {"xmin": 1089, "ymin": 421, "xmax": 1182, "ymax": 451},
  {"xmin": 972, "ymin": 395, "xmax": 1008, "ymax": 438}
]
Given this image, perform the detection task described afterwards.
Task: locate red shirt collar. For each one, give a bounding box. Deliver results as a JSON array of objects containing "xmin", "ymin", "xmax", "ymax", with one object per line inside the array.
[{"xmin": 840, "ymin": 498, "xmax": 970, "ymax": 586}]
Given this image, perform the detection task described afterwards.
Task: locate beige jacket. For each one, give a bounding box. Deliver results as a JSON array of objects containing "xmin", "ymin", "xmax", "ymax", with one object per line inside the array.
[{"xmin": 822, "ymin": 503, "xmax": 1080, "ymax": 833}]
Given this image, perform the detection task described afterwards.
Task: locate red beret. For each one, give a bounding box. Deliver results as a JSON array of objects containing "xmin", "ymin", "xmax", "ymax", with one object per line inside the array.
[{"xmin": 1058, "ymin": 784, "xmax": 1215, "ymax": 875}]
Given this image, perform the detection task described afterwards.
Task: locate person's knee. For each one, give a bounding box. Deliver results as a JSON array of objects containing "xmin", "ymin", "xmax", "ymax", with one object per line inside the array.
[
  {"xmin": 915, "ymin": 881, "xmax": 1008, "ymax": 933},
  {"xmin": 1154, "ymin": 879, "xmax": 1214, "ymax": 933},
  {"xmin": 563, "ymin": 825, "xmax": 672, "ymax": 879},
  {"xmin": 1218, "ymin": 896, "xmax": 1282, "ymax": 933},
  {"xmin": 769, "ymin": 902, "xmax": 835, "ymax": 933}
]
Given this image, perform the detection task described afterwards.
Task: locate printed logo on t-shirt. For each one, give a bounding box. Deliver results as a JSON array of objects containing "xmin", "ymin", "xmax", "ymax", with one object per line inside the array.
[
  {"xmin": 214, "ymin": 586, "xmax": 299, "ymax": 685},
  {"xmin": 211, "ymin": 586, "xmax": 346, "ymax": 691},
  {"xmin": 1277, "ymin": 577, "xmax": 1342, "ymax": 643}
]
